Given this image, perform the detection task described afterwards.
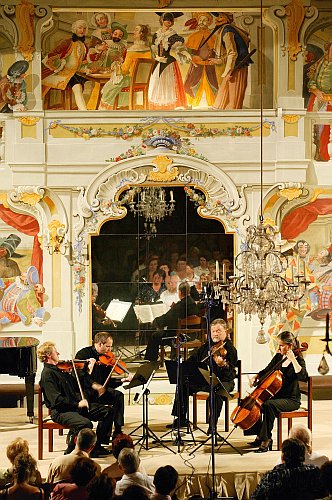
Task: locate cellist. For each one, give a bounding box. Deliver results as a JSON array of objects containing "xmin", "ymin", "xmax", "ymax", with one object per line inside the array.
[
  {"xmin": 246, "ymin": 331, "xmax": 308, "ymax": 453},
  {"xmin": 75, "ymin": 332, "xmax": 132, "ymax": 440}
]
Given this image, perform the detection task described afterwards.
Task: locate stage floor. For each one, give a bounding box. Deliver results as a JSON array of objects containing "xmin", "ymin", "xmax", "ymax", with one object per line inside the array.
[{"xmin": 0, "ymin": 399, "xmax": 331, "ymax": 499}]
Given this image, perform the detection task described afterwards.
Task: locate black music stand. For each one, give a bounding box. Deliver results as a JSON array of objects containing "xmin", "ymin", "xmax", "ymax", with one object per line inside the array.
[
  {"xmin": 190, "ymin": 368, "xmax": 243, "ymax": 456},
  {"xmin": 123, "ymin": 362, "xmax": 175, "ymax": 454}
]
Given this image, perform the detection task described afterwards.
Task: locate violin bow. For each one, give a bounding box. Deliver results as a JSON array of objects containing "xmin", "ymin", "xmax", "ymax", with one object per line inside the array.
[{"xmin": 71, "ymin": 355, "xmax": 86, "ymax": 401}]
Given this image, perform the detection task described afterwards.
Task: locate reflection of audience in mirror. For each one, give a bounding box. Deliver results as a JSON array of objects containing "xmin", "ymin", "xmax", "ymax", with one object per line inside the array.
[
  {"xmin": 138, "ymin": 269, "xmax": 166, "ymax": 304},
  {"xmin": 132, "ymin": 255, "xmax": 159, "ymax": 283},
  {"xmin": 185, "ymin": 263, "xmax": 200, "ymax": 286},
  {"xmin": 159, "ymin": 261, "xmax": 171, "ymax": 286},
  {"xmin": 188, "ymin": 246, "xmax": 200, "ymax": 267},
  {"xmin": 176, "ymin": 257, "xmax": 187, "ymax": 281},
  {"xmin": 194, "ymin": 254, "xmax": 209, "ymax": 277},
  {"xmin": 208, "ymin": 260, "xmax": 216, "ymax": 280},
  {"xmin": 160, "ymin": 273, "xmax": 180, "ymax": 308}
]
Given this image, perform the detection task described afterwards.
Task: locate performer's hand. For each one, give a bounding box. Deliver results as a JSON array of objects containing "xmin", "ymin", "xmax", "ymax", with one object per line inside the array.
[
  {"xmin": 92, "ymin": 382, "xmax": 105, "ymax": 396},
  {"xmin": 249, "ymin": 374, "xmax": 258, "ymax": 387},
  {"xmin": 286, "ymin": 349, "xmax": 296, "ymax": 363},
  {"xmin": 78, "ymin": 399, "xmax": 89, "ymax": 410},
  {"xmin": 214, "ymin": 355, "xmax": 225, "ymax": 367},
  {"xmin": 121, "ymin": 373, "xmax": 133, "ymax": 383},
  {"xmin": 87, "ymin": 358, "xmax": 96, "ymax": 374}
]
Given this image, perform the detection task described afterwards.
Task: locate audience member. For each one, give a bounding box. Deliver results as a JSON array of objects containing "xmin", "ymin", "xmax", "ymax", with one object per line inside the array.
[
  {"xmin": 175, "ymin": 258, "xmax": 187, "ymax": 281},
  {"xmin": 194, "ymin": 255, "xmax": 209, "ymax": 277},
  {"xmin": 121, "ymin": 484, "xmax": 150, "ymax": 499},
  {"xmin": 185, "ymin": 263, "xmax": 200, "ymax": 286},
  {"xmin": 0, "ymin": 438, "xmax": 41, "ymax": 488},
  {"xmin": 160, "ymin": 273, "xmax": 180, "ymax": 308},
  {"xmin": 151, "ymin": 465, "xmax": 179, "ymax": 499},
  {"xmin": 0, "ymin": 453, "xmax": 44, "ymax": 499},
  {"xmin": 114, "ymin": 448, "xmax": 154, "ymax": 496},
  {"xmin": 51, "ymin": 457, "xmax": 97, "ymax": 500},
  {"xmin": 138, "ymin": 269, "xmax": 166, "ymax": 303},
  {"xmin": 319, "ymin": 461, "xmax": 332, "ymax": 500},
  {"xmin": 289, "ymin": 424, "xmax": 329, "ymax": 467},
  {"xmin": 103, "ymin": 433, "xmax": 146, "ymax": 481},
  {"xmin": 47, "ymin": 428, "xmax": 100, "ymax": 484},
  {"xmin": 87, "ymin": 473, "xmax": 114, "ymax": 500},
  {"xmin": 251, "ymin": 438, "xmax": 324, "ymax": 500}
]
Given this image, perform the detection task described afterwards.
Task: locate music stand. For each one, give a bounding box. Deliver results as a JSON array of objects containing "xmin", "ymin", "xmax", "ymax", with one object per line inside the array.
[
  {"xmin": 190, "ymin": 368, "xmax": 243, "ymax": 456},
  {"xmin": 123, "ymin": 362, "xmax": 175, "ymax": 454}
]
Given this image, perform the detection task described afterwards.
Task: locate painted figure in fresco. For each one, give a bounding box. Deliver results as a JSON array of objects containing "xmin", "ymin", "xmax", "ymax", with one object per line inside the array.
[
  {"xmin": 89, "ymin": 12, "xmax": 113, "ymax": 54},
  {"xmin": 307, "ymin": 40, "xmax": 332, "ymax": 161},
  {"xmin": 184, "ymin": 12, "xmax": 218, "ymax": 108},
  {"xmin": 209, "ymin": 12, "xmax": 253, "ymax": 110},
  {"xmin": 308, "ymin": 245, "xmax": 332, "ymax": 319},
  {"xmin": 148, "ymin": 12, "xmax": 191, "ymax": 110},
  {"xmin": 0, "ymin": 234, "xmax": 22, "ymax": 279},
  {"xmin": 0, "ymin": 60, "xmax": 29, "ymax": 113},
  {"xmin": 303, "ymin": 43, "xmax": 324, "ymax": 108},
  {"xmin": 42, "ymin": 20, "xmax": 88, "ymax": 110},
  {"xmin": 99, "ymin": 24, "xmax": 151, "ymax": 110},
  {"xmin": 0, "ymin": 266, "xmax": 46, "ymax": 326},
  {"xmin": 86, "ymin": 21, "xmax": 127, "ymax": 76}
]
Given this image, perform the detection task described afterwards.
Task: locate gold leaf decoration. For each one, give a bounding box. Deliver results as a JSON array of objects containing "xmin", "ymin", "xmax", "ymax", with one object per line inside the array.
[
  {"xmin": 19, "ymin": 192, "xmax": 42, "ymax": 206},
  {"xmin": 18, "ymin": 116, "xmax": 40, "ymax": 126},
  {"xmin": 279, "ymin": 187, "xmax": 302, "ymax": 200},
  {"xmin": 148, "ymin": 156, "xmax": 178, "ymax": 182}
]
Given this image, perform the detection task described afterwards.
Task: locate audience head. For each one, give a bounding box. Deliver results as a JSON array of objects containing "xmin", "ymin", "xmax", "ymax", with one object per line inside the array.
[
  {"xmin": 70, "ymin": 456, "xmax": 98, "ymax": 487},
  {"xmin": 12, "ymin": 453, "xmax": 37, "ymax": 484},
  {"xmin": 168, "ymin": 272, "xmax": 179, "ymax": 293},
  {"xmin": 76, "ymin": 428, "xmax": 97, "ymax": 452},
  {"xmin": 87, "ymin": 473, "xmax": 114, "ymax": 500},
  {"xmin": 289, "ymin": 424, "xmax": 312, "ymax": 454},
  {"xmin": 281, "ymin": 438, "xmax": 306, "ymax": 467},
  {"xmin": 122, "ymin": 484, "xmax": 150, "ymax": 499},
  {"xmin": 112, "ymin": 433, "xmax": 134, "ymax": 460},
  {"xmin": 178, "ymin": 281, "xmax": 190, "ymax": 299},
  {"xmin": 154, "ymin": 465, "xmax": 178, "ymax": 495},
  {"xmin": 6, "ymin": 438, "xmax": 29, "ymax": 465},
  {"xmin": 152, "ymin": 269, "xmax": 165, "ymax": 284},
  {"xmin": 320, "ymin": 461, "xmax": 332, "ymax": 496},
  {"xmin": 118, "ymin": 448, "xmax": 140, "ymax": 474}
]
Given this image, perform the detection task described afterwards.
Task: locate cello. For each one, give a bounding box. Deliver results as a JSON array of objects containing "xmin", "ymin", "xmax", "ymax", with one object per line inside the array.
[{"xmin": 231, "ymin": 342, "xmax": 308, "ymax": 430}]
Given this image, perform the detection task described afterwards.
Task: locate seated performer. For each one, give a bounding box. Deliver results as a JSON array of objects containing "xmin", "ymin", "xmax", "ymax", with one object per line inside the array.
[
  {"xmin": 246, "ymin": 330, "xmax": 308, "ymax": 453},
  {"xmin": 167, "ymin": 318, "xmax": 237, "ymax": 428},
  {"xmin": 75, "ymin": 332, "xmax": 131, "ymax": 439},
  {"xmin": 144, "ymin": 281, "xmax": 199, "ymax": 362},
  {"xmin": 38, "ymin": 341, "xmax": 113, "ymax": 457}
]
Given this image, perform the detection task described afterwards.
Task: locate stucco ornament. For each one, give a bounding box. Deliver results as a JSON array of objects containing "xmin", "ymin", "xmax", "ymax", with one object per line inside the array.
[
  {"xmin": 285, "ymin": 0, "xmax": 305, "ymax": 61},
  {"xmin": 148, "ymin": 156, "xmax": 179, "ymax": 182},
  {"xmin": 16, "ymin": 0, "xmax": 35, "ymax": 61},
  {"xmin": 279, "ymin": 187, "xmax": 303, "ymax": 201}
]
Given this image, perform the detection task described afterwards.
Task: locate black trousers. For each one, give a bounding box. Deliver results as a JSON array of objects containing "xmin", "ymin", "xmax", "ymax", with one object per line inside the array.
[
  {"xmin": 51, "ymin": 402, "xmax": 114, "ymax": 446},
  {"xmin": 246, "ymin": 397, "xmax": 300, "ymax": 440},
  {"xmin": 98, "ymin": 388, "xmax": 124, "ymax": 430},
  {"xmin": 145, "ymin": 330, "xmax": 198, "ymax": 361}
]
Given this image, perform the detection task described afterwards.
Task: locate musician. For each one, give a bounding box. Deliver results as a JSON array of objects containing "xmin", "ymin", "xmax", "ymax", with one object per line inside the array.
[
  {"xmin": 247, "ymin": 330, "xmax": 308, "ymax": 453},
  {"xmin": 144, "ymin": 281, "xmax": 199, "ymax": 362},
  {"xmin": 168, "ymin": 318, "xmax": 237, "ymax": 429},
  {"xmin": 75, "ymin": 332, "xmax": 129, "ymax": 440},
  {"xmin": 38, "ymin": 341, "xmax": 113, "ymax": 457}
]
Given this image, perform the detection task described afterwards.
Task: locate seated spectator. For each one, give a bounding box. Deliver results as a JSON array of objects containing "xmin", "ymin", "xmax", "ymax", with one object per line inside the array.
[
  {"xmin": 47, "ymin": 428, "xmax": 100, "ymax": 484},
  {"xmin": 175, "ymin": 258, "xmax": 187, "ymax": 281},
  {"xmin": 87, "ymin": 473, "xmax": 114, "ymax": 500},
  {"xmin": 159, "ymin": 262, "xmax": 171, "ymax": 286},
  {"xmin": 319, "ymin": 461, "xmax": 332, "ymax": 500},
  {"xmin": 51, "ymin": 457, "xmax": 98, "ymax": 500},
  {"xmin": 121, "ymin": 484, "xmax": 150, "ymax": 499},
  {"xmin": 289, "ymin": 424, "xmax": 329, "ymax": 468},
  {"xmin": 114, "ymin": 448, "xmax": 154, "ymax": 496},
  {"xmin": 151, "ymin": 465, "xmax": 179, "ymax": 500},
  {"xmin": 103, "ymin": 433, "xmax": 146, "ymax": 481},
  {"xmin": 185, "ymin": 263, "xmax": 200, "ymax": 286},
  {"xmin": 194, "ymin": 255, "xmax": 209, "ymax": 277},
  {"xmin": 138, "ymin": 270, "xmax": 166, "ymax": 303},
  {"xmin": 251, "ymin": 438, "xmax": 324, "ymax": 500},
  {"xmin": 160, "ymin": 273, "xmax": 180, "ymax": 308},
  {"xmin": 0, "ymin": 438, "xmax": 41, "ymax": 488},
  {"xmin": 0, "ymin": 453, "xmax": 44, "ymax": 499}
]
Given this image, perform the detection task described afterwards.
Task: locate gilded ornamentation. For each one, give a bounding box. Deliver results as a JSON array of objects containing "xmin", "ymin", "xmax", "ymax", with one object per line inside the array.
[
  {"xmin": 0, "ymin": 192, "xmax": 9, "ymax": 208},
  {"xmin": 148, "ymin": 156, "xmax": 179, "ymax": 181},
  {"xmin": 158, "ymin": 0, "xmax": 173, "ymax": 8},
  {"xmin": 18, "ymin": 116, "xmax": 40, "ymax": 126},
  {"xmin": 47, "ymin": 219, "xmax": 67, "ymax": 254},
  {"xmin": 16, "ymin": 0, "xmax": 35, "ymax": 61},
  {"xmin": 279, "ymin": 187, "xmax": 303, "ymax": 200},
  {"xmin": 18, "ymin": 191, "xmax": 42, "ymax": 206},
  {"xmin": 282, "ymin": 115, "xmax": 301, "ymax": 124},
  {"xmin": 263, "ymin": 216, "xmax": 276, "ymax": 227},
  {"xmin": 285, "ymin": 0, "xmax": 305, "ymax": 61}
]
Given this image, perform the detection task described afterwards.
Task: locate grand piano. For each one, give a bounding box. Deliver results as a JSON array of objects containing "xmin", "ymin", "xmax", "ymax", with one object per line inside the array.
[{"xmin": 0, "ymin": 336, "xmax": 39, "ymax": 422}]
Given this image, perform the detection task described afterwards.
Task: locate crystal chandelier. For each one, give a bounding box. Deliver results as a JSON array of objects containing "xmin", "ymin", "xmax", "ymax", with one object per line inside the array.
[{"xmin": 120, "ymin": 186, "xmax": 175, "ymax": 235}]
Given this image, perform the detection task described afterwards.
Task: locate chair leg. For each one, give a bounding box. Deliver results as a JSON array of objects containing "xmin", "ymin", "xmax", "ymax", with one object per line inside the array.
[
  {"xmin": 193, "ymin": 394, "xmax": 198, "ymax": 430},
  {"xmin": 287, "ymin": 418, "xmax": 292, "ymax": 434},
  {"xmin": 48, "ymin": 429, "xmax": 54, "ymax": 452},
  {"xmin": 277, "ymin": 417, "xmax": 282, "ymax": 451},
  {"xmin": 38, "ymin": 425, "xmax": 43, "ymax": 460},
  {"xmin": 224, "ymin": 399, "xmax": 229, "ymax": 432},
  {"xmin": 160, "ymin": 346, "xmax": 165, "ymax": 367}
]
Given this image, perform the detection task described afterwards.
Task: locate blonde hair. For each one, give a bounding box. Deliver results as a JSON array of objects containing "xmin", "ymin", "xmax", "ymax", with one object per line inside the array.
[
  {"xmin": 289, "ymin": 424, "xmax": 312, "ymax": 454},
  {"xmin": 7, "ymin": 438, "xmax": 29, "ymax": 464},
  {"xmin": 37, "ymin": 341, "xmax": 55, "ymax": 363}
]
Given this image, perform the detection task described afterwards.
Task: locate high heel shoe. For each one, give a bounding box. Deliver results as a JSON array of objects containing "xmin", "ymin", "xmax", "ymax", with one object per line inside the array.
[
  {"xmin": 247, "ymin": 437, "xmax": 262, "ymax": 448},
  {"xmin": 254, "ymin": 439, "xmax": 273, "ymax": 453}
]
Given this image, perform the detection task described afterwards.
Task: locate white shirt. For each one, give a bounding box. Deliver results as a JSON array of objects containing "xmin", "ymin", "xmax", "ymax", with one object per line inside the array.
[
  {"xmin": 115, "ymin": 471, "xmax": 155, "ymax": 496},
  {"xmin": 160, "ymin": 290, "xmax": 179, "ymax": 308}
]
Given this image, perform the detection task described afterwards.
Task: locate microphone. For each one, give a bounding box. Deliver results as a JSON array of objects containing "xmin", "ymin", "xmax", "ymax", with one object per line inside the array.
[{"xmin": 162, "ymin": 334, "xmax": 189, "ymax": 342}]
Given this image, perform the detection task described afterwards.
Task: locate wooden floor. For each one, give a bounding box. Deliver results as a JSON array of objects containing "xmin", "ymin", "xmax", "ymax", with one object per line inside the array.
[{"xmin": 0, "ymin": 398, "xmax": 331, "ymax": 496}]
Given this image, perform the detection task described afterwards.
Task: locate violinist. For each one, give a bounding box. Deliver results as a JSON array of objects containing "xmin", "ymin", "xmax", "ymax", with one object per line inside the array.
[
  {"xmin": 167, "ymin": 318, "xmax": 237, "ymax": 430},
  {"xmin": 246, "ymin": 330, "xmax": 308, "ymax": 453},
  {"xmin": 38, "ymin": 341, "xmax": 113, "ymax": 457},
  {"xmin": 92, "ymin": 283, "xmax": 115, "ymax": 339},
  {"xmin": 75, "ymin": 332, "xmax": 131, "ymax": 439}
]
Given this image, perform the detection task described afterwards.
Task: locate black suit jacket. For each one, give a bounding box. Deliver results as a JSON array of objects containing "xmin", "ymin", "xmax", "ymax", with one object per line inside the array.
[{"xmin": 153, "ymin": 295, "xmax": 199, "ymax": 331}]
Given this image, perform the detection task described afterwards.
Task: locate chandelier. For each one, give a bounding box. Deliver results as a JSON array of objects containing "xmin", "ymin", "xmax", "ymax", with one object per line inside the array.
[{"xmin": 119, "ymin": 186, "xmax": 175, "ymax": 235}]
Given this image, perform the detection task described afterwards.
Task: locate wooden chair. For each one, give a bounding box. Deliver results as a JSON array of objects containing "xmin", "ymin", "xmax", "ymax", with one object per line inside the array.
[
  {"xmin": 113, "ymin": 57, "xmax": 155, "ymax": 110},
  {"xmin": 277, "ymin": 376, "xmax": 312, "ymax": 450},
  {"xmin": 192, "ymin": 359, "xmax": 242, "ymax": 432},
  {"xmin": 38, "ymin": 386, "xmax": 69, "ymax": 460},
  {"xmin": 43, "ymin": 88, "xmax": 74, "ymax": 110}
]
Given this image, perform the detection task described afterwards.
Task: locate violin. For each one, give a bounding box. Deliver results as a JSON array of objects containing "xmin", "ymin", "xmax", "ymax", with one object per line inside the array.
[
  {"xmin": 57, "ymin": 359, "xmax": 88, "ymax": 373},
  {"xmin": 231, "ymin": 342, "xmax": 308, "ymax": 431},
  {"xmin": 93, "ymin": 303, "xmax": 117, "ymax": 328},
  {"xmin": 201, "ymin": 340, "xmax": 227, "ymax": 363},
  {"xmin": 98, "ymin": 352, "xmax": 130, "ymax": 376}
]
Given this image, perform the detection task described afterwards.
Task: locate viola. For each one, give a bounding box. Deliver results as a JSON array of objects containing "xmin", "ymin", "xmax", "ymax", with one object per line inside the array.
[
  {"xmin": 57, "ymin": 359, "xmax": 88, "ymax": 373},
  {"xmin": 98, "ymin": 353, "xmax": 130, "ymax": 375},
  {"xmin": 93, "ymin": 303, "xmax": 117, "ymax": 328},
  {"xmin": 201, "ymin": 340, "xmax": 227, "ymax": 363},
  {"xmin": 230, "ymin": 342, "xmax": 308, "ymax": 431}
]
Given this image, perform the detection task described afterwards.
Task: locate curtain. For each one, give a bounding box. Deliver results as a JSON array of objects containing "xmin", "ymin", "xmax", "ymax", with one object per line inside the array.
[{"xmin": 281, "ymin": 199, "xmax": 332, "ymax": 240}]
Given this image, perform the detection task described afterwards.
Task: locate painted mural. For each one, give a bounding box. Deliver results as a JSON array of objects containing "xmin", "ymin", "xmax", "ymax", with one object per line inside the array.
[{"xmin": 40, "ymin": 10, "xmax": 262, "ymax": 111}]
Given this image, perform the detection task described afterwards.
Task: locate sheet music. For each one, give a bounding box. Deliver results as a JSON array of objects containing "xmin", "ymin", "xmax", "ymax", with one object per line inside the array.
[
  {"xmin": 133, "ymin": 302, "xmax": 169, "ymax": 323},
  {"xmin": 105, "ymin": 300, "xmax": 132, "ymax": 322}
]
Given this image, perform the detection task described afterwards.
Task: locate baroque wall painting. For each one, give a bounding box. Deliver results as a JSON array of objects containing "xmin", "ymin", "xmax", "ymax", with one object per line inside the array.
[
  {"xmin": 41, "ymin": 10, "xmax": 272, "ymax": 112},
  {"xmin": 0, "ymin": 205, "xmax": 47, "ymax": 328}
]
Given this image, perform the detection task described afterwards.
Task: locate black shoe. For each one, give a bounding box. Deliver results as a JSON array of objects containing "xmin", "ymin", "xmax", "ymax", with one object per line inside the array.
[
  {"xmin": 165, "ymin": 418, "xmax": 188, "ymax": 429},
  {"xmin": 247, "ymin": 438, "xmax": 262, "ymax": 448},
  {"xmin": 90, "ymin": 446, "xmax": 112, "ymax": 458},
  {"xmin": 254, "ymin": 439, "xmax": 273, "ymax": 453}
]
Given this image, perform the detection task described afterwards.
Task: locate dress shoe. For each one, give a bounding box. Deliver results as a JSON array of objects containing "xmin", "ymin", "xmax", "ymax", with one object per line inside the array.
[
  {"xmin": 247, "ymin": 437, "xmax": 262, "ymax": 448},
  {"xmin": 254, "ymin": 439, "xmax": 273, "ymax": 453},
  {"xmin": 90, "ymin": 446, "xmax": 112, "ymax": 458},
  {"xmin": 165, "ymin": 418, "xmax": 188, "ymax": 429}
]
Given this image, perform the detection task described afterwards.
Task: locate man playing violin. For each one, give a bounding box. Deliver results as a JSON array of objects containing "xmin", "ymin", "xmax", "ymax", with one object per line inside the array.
[
  {"xmin": 38, "ymin": 341, "xmax": 114, "ymax": 457},
  {"xmin": 168, "ymin": 318, "xmax": 237, "ymax": 429},
  {"xmin": 75, "ymin": 332, "xmax": 131, "ymax": 440},
  {"xmin": 246, "ymin": 330, "xmax": 308, "ymax": 453}
]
